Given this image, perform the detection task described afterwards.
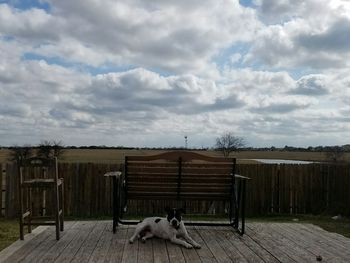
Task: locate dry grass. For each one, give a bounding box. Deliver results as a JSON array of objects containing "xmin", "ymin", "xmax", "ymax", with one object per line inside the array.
[{"xmin": 0, "ymin": 148, "xmax": 349, "ymax": 164}]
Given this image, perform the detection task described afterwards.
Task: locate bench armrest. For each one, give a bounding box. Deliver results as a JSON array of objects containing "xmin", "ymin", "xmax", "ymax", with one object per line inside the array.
[
  {"xmin": 104, "ymin": 171, "xmax": 122, "ymax": 178},
  {"xmin": 234, "ymin": 174, "xmax": 251, "ymax": 180}
]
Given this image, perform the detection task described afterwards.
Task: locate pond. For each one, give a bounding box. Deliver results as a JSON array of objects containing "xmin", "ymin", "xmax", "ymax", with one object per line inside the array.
[{"xmin": 249, "ymin": 159, "xmax": 314, "ymax": 164}]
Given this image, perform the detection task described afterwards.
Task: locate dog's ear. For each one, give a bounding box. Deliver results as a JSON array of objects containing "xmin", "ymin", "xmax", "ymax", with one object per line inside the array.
[
  {"xmin": 165, "ymin": 206, "xmax": 171, "ymax": 213},
  {"xmin": 178, "ymin": 208, "xmax": 186, "ymax": 214}
]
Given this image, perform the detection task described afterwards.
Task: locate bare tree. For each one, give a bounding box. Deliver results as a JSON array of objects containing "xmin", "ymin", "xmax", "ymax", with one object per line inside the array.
[
  {"xmin": 8, "ymin": 145, "xmax": 33, "ymax": 164},
  {"xmin": 215, "ymin": 132, "xmax": 246, "ymax": 157},
  {"xmin": 38, "ymin": 140, "xmax": 65, "ymax": 159}
]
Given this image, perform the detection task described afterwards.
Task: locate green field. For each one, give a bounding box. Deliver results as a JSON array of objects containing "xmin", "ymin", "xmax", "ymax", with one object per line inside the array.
[{"xmin": 1, "ymin": 148, "xmax": 349, "ymax": 164}]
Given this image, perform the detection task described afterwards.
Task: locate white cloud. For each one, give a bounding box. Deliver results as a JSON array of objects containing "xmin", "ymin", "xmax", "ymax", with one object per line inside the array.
[
  {"xmin": 0, "ymin": 0, "xmax": 350, "ymax": 147},
  {"xmin": 245, "ymin": 0, "xmax": 350, "ymax": 70},
  {"xmin": 0, "ymin": 1, "xmax": 261, "ymax": 74}
]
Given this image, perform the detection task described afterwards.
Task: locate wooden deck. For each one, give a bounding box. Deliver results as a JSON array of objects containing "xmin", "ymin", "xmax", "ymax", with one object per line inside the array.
[{"xmin": 1, "ymin": 221, "xmax": 350, "ymax": 262}]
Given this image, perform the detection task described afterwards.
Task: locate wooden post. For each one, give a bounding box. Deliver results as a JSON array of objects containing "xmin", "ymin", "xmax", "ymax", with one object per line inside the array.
[
  {"xmin": 177, "ymin": 157, "xmax": 182, "ymax": 201},
  {"xmin": 0, "ymin": 164, "xmax": 3, "ymax": 217}
]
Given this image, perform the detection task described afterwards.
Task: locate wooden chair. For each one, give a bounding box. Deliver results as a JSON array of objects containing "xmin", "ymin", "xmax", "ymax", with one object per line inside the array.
[{"xmin": 18, "ymin": 157, "xmax": 64, "ymax": 240}]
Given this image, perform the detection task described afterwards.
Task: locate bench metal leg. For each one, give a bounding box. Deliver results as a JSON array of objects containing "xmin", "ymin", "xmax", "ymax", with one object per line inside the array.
[
  {"xmin": 231, "ymin": 179, "xmax": 247, "ymax": 236},
  {"xmin": 112, "ymin": 176, "xmax": 119, "ymax": 233}
]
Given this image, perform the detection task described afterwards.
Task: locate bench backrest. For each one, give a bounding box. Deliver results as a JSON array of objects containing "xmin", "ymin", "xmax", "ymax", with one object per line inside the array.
[{"xmin": 124, "ymin": 151, "xmax": 236, "ymax": 201}]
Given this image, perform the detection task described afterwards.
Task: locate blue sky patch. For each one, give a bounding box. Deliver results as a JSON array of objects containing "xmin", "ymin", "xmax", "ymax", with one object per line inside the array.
[
  {"xmin": 22, "ymin": 52, "xmax": 139, "ymax": 75},
  {"xmin": 239, "ymin": 0, "xmax": 256, "ymax": 8},
  {"xmin": 212, "ymin": 42, "xmax": 250, "ymax": 70},
  {"xmin": 3, "ymin": 0, "xmax": 50, "ymax": 11}
]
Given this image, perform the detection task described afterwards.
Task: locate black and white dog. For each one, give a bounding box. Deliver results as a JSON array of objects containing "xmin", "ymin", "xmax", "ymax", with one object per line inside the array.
[{"xmin": 129, "ymin": 207, "xmax": 201, "ymax": 249}]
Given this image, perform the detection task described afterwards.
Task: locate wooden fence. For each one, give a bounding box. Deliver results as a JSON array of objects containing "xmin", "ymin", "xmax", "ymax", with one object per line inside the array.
[{"xmin": 0, "ymin": 162, "xmax": 349, "ymax": 218}]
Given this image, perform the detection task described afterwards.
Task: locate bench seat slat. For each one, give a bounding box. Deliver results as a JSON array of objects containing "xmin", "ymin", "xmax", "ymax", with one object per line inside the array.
[
  {"xmin": 128, "ymin": 186, "xmax": 231, "ymax": 192},
  {"xmin": 128, "ymin": 169, "xmax": 232, "ymax": 174},
  {"xmin": 128, "ymin": 192, "xmax": 230, "ymax": 200}
]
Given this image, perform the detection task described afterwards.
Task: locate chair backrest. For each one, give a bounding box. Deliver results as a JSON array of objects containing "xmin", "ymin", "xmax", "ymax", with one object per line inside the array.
[
  {"xmin": 125, "ymin": 151, "xmax": 236, "ymax": 201},
  {"xmin": 19, "ymin": 157, "xmax": 58, "ymax": 182}
]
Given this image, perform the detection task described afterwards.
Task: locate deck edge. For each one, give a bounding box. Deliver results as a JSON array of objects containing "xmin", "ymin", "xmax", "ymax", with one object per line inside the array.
[{"xmin": 0, "ymin": 226, "xmax": 49, "ymax": 262}]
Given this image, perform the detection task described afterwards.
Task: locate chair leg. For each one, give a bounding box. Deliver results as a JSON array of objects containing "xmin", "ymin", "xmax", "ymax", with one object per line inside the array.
[
  {"xmin": 59, "ymin": 180, "xmax": 64, "ymax": 231},
  {"xmin": 55, "ymin": 185, "xmax": 60, "ymax": 240},
  {"xmin": 112, "ymin": 176, "xmax": 118, "ymax": 233},
  {"xmin": 28, "ymin": 188, "xmax": 32, "ymax": 233},
  {"xmin": 19, "ymin": 187, "xmax": 24, "ymax": 240}
]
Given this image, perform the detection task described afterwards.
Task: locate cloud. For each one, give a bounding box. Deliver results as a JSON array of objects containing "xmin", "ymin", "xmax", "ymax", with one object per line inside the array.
[
  {"xmin": 289, "ymin": 75, "xmax": 330, "ymax": 96},
  {"xmin": 297, "ymin": 18, "xmax": 350, "ymax": 53},
  {"xmin": 0, "ymin": 4, "xmax": 59, "ymax": 42},
  {"xmin": 245, "ymin": 1, "xmax": 350, "ymax": 70},
  {"xmin": 80, "ymin": 68, "xmax": 246, "ymax": 117},
  {"xmin": 1, "ymin": 0, "xmax": 350, "ymax": 147},
  {"xmin": 0, "ymin": 1, "xmax": 261, "ymax": 75},
  {"xmin": 249, "ymin": 98, "xmax": 311, "ymax": 114},
  {"xmin": 253, "ymin": 0, "xmax": 307, "ymax": 23}
]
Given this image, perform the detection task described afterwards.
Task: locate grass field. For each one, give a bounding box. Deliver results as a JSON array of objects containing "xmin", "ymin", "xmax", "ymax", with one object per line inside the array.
[
  {"xmin": 1, "ymin": 148, "xmax": 349, "ymax": 164},
  {"xmin": 0, "ymin": 218, "xmax": 19, "ymax": 251}
]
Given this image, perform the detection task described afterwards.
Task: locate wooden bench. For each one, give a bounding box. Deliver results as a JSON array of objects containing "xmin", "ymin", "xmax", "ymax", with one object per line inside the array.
[{"xmin": 108, "ymin": 151, "xmax": 250, "ymax": 235}]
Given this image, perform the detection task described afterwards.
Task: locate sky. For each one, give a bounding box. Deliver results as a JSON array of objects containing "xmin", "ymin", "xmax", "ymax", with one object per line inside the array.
[{"xmin": 0, "ymin": 0, "xmax": 350, "ymax": 148}]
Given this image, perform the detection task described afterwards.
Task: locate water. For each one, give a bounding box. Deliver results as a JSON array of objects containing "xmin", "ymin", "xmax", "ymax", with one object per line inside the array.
[{"xmin": 249, "ymin": 159, "xmax": 314, "ymax": 164}]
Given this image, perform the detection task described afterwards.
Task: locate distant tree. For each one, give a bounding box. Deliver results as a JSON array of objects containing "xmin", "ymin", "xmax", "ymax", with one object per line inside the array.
[
  {"xmin": 325, "ymin": 146, "xmax": 345, "ymax": 163},
  {"xmin": 38, "ymin": 140, "xmax": 65, "ymax": 159},
  {"xmin": 215, "ymin": 132, "xmax": 246, "ymax": 157},
  {"xmin": 8, "ymin": 145, "xmax": 33, "ymax": 164}
]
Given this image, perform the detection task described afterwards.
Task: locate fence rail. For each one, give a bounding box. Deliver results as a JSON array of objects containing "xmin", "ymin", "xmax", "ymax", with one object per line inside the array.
[{"xmin": 0, "ymin": 162, "xmax": 349, "ymax": 218}]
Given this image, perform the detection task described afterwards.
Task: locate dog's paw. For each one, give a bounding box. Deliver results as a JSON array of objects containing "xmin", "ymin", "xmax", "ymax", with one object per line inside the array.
[
  {"xmin": 184, "ymin": 243, "xmax": 193, "ymax": 249},
  {"xmin": 129, "ymin": 239, "xmax": 134, "ymax": 244},
  {"xmin": 193, "ymin": 243, "xmax": 201, "ymax": 249},
  {"xmin": 141, "ymin": 237, "xmax": 146, "ymax": 243}
]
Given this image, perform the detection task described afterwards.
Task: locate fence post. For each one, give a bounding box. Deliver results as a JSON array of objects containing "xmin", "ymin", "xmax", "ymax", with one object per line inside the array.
[
  {"xmin": 0, "ymin": 164, "xmax": 3, "ymax": 217},
  {"xmin": 5, "ymin": 163, "xmax": 18, "ymax": 218},
  {"xmin": 276, "ymin": 164, "xmax": 280, "ymax": 213}
]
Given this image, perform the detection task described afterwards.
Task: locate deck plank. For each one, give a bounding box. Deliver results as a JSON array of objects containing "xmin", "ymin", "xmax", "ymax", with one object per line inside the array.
[
  {"xmin": 241, "ymin": 229, "xmax": 280, "ymax": 263},
  {"xmin": 3, "ymin": 221, "xmax": 75, "ymax": 263},
  {"xmin": 307, "ymin": 224, "xmax": 350, "ymax": 246},
  {"xmin": 138, "ymin": 235, "xmax": 154, "ymax": 263},
  {"xmin": 3, "ymin": 228, "xmax": 54, "ymax": 263},
  {"xmin": 53, "ymin": 221, "xmax": 98, "ymax": 263},
  {"xmin": 2, "ymin": 221, "xmax": 350, "ymax": 263},
  {"xmin": 247, "ymin": 224, "xmax": 297, "ymax": 263},
  {"xmin": 121, "ymin": 227, "xmax": 139, "ymax": 263},
  {"xmin": 88, "ymin": 221, "xmax": 114, "ymax": 263},
  {"xmin": 71, "ymin": 221, "xmax": 107, "ymax": 263},
  {"xmin": 284, "ymin": 223, "xmax": 350, "ymax": 262},
  {"xmin": 291, "ymin": 223, "xmax": 350, "ymax": 256},
  {"xmin": 272, "ymin": 223, "xmax": 345, "ymax": 262},
  {"xmin": 152, "ymin": 238, "xmax": 170, "ymax": 263},
  {"xmin": 260, "ymin": 223, "xmax": 316, "ymax": 262},
  {"xmin": 25, "ymin": 221, "xmax": 78, "ymax": 263},
  {"xmin": 103, "ymin": 225, "xmax": 128, "ymax": 263},
  {"xmin": 165, "ymin": 241, "xmax": 185, "ymax": 263},
  {"xmin": 180, "ymin": 243, "xmax": 201, "ymax": 263},
  {"xmin": 214, "ymin": 228, "xmax": 250, "ymax": 263},
  {"xmin": 197, "ymin": 227, "xmax": 232, "ymax": 262},
  {"xmin": 189, "ymin": 227, "xmax": 217, "ymax": 263}
]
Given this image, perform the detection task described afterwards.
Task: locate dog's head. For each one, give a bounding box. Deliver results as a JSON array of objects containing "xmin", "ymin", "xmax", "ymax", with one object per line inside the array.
[{"xmin": 165, "ymin": 207, "xmax": 185, "ymax": 229}]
